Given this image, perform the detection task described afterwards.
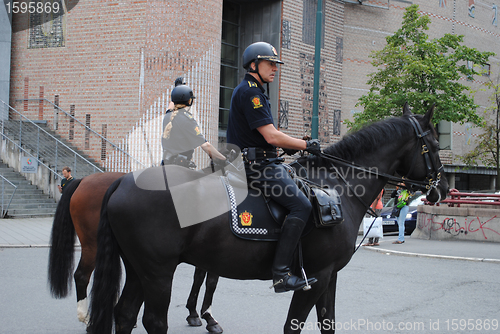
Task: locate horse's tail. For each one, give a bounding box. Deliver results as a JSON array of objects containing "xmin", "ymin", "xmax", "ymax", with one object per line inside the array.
[
  {"xmin": 88, "ymin": 177, "xmax": 123, "ymax": 334},
  {"xmin": 48, "ymin": 178, "xmax": 82, "ymax": 299}
]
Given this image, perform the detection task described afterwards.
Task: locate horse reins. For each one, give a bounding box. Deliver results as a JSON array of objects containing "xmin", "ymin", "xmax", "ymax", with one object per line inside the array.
[
  {"xmin": 316, "ymin": 115, "xmax": 444, "ymax": 252},
  {"xmin": 319, "ymin": 115, "xmax": 443, "ymax": 194}
]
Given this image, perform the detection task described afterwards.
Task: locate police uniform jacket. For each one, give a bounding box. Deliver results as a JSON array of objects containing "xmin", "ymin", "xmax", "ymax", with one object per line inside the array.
[
  {"xmin": 226, "ymin": 73, "xmax": 275, "ymax": 151},
  {"xmin": 162, "ymin": 107, "xmax": 206, "ymax": 160}
]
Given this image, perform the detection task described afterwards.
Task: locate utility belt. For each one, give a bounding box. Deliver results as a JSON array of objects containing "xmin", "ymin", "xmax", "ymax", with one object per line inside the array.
[{"xmin": 242, "ymin": 147, "xmax": 279, "ymax": 164}]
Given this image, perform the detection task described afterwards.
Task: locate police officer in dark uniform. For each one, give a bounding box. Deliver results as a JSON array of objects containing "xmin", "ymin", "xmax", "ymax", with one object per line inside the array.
[
  {"xmin": 227, "ymin": 42, "xmax": 321, "ymax": 293},
  {"xmin": 162, "ymin": 83, "xmax": 225, "ymax": 167}
]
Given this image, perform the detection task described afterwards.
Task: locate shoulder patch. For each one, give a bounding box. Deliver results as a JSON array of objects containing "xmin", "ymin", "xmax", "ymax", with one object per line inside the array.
[
  {"xmin": 247, "ymin": 81, "xmax": 258, "ymax": 88},
  {"xmin": 251, "ymin": 96, "xmax": 263, "ymax": 109}
]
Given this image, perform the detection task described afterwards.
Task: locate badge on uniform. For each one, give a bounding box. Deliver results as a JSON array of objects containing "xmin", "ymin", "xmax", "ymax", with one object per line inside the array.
[{"xmin": 251, "ymin": 96, "xmax": 263, "ymax": 109}]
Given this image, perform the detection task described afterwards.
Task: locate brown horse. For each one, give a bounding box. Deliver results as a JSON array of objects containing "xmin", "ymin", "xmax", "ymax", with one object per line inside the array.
[{"xmin": 48, "ymin": 172, "xmax": 222, "ymax": 333}]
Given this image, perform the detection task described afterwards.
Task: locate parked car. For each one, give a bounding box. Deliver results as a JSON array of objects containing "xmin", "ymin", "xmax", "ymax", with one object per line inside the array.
[{"xmin": 380, "ymin": 191, "xmax": 426, "ymax": 235}]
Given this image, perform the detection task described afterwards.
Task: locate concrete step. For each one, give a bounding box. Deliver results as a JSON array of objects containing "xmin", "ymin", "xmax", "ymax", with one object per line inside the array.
[
  {"xmin": 5, "ymin": 203, "xmax": 57, "ymax": 210},
  {"xmin": 2, "ymin": 121, "xmax": 101, "ymax": 172},
  {"xmin": 1, "ymin": 118, "xmax": 107, "ymax": 218},
  {"xmin": 1, "ymin": 189, "xmax": 46, "ymax": 196},
  {"xmin": 7, "ymin": 198, "xmax": 57, "ymax": 203},
  {"xmin": 4, "ymin": 208, "xmax": 56, "ymax": 217},
  {"xmin": 1, "ymin": 194, "xmax": 53, "ymax": 201}
]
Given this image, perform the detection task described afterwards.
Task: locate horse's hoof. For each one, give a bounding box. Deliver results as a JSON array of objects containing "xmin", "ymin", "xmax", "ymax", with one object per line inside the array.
[
  {"xmin": 186, "ymin": 315, "xmax": 203, "ymax": 327},
  {"xmin": 207, "ymin": 323, "xmax": 223, "ymax": 334}
]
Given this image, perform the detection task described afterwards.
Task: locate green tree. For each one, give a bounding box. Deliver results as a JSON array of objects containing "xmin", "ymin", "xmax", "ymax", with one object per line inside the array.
[
  {"xmin": 347, "ymin": 4, "xmax": 495, "ymax": 131},
  {"xmin": 460, "ymin": 72, "xmax": 500, "ymax": 190}
]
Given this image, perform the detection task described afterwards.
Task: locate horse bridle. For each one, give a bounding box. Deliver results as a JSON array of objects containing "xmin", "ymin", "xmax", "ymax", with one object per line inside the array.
[
  {"xmin": 313, "ymin": 115, "xmax": 445, "ymax": 252},
  {"xmin": 406, "ymin": 115, "xmax": 443, "ymax": 193},
  {"xmin": 318, "ymin": 115, "xmax": 443, "ymax": 195}
]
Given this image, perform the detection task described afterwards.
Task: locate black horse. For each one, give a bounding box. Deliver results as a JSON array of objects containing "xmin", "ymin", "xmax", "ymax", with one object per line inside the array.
[{"xmin": 89, "ymin": 104, "xmax": 448, "ymax": 334}]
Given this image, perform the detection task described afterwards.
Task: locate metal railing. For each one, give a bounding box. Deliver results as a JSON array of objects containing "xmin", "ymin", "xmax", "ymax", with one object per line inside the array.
[
  {"xmin": 13, "ymin": 98, "xmax": 147, "ymax": 172},
  {"xmin": 427, "ymin": 190, "xmax": 500, "ymax": 207},
  {"xmin": 1, "ymin": 100, "xmax": 104, "ymax": 178},
  {"xmin": 0, "ymin": 175, "xmax": 17, "ymax": 218}
]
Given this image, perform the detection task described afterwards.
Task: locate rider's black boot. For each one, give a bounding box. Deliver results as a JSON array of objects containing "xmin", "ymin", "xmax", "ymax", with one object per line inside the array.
[{"xmin": 271, "ymin": 218, "xmax": 317, "ymax": 293}]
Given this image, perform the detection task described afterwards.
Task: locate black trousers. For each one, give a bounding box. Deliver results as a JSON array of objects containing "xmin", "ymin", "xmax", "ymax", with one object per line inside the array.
[{"xmin": 246, "ymin": 161, "xmax": 312, "ymax": 223}]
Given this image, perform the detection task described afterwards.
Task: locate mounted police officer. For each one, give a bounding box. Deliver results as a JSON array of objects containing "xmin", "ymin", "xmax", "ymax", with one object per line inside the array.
[
  {"xmin": 162, "ymin": 81, "xmax": 225, "ymax": 167},
  {"xmin": 227, "ymin": 42, "xmax": 321, "ymax": 293}
]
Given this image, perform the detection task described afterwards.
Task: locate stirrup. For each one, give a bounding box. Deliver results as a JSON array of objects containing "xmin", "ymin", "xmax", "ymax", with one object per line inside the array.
[{"xmin": 270, "ymin": 272, "xmax": 317, "ymax": 293}]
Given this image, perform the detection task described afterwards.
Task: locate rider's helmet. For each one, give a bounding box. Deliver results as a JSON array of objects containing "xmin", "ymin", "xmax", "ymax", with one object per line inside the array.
[
  {"xmin": 242, "ymin": 42, "xmax": 284, "ymax": 71},
  {"xmin": 171, "ymin": 85, "xmax": 195, "ymax": 106}
]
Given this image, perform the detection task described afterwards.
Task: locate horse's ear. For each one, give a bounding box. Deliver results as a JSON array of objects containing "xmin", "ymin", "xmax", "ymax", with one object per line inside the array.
[
  {"xmin": 423, "ymin": 104, "xmax": 435, "ymax": 125},
  {"xmin": 402, "ymin": 102, "xmax": 412, "ymax": 116}
]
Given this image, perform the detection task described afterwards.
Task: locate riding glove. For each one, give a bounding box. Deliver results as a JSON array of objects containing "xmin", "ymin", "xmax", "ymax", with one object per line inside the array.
[{"xmin": 305, "ymin": 139, "xmax": 322, "ymax": 156}]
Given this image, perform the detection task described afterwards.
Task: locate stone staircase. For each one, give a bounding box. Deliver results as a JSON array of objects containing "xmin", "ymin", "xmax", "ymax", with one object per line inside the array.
[
  {"xmin": 0, "ymin": 119, "xmax": 104, "ymax": 218},
  {"xmin": 2, "ymin": 120, "xmax": 103, "ymax": 178},
  {"xmin": 0, "ymin": 161, "xmax": 58, "ymax": 218}
]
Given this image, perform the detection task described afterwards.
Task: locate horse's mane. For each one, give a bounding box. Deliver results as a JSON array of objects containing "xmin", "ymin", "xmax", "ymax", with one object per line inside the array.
[{"xmin": 322, "ymin": 116, "xmax": 414, "ymax": 162}]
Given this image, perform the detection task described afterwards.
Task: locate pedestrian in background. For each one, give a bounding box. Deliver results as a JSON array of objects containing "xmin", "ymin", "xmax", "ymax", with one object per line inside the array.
[
  {"xmin": 391, "ymin": 183, "xmax": 411, "ymax": 244},
  {"xmin": 58, "ymin": 166, "xmax": 74, "ymax": 194},
  {"xmin": 363, "ymin": 189, "xmax": 384, "ymax": 246}
]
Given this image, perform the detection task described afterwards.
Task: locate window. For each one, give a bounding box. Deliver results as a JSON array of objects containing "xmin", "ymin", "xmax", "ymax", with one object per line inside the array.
[
  {"xmin": 302, "ymin": 0, "xmax": 325, "ymax": 47},
  {"xmin": 219, "ymin": 1, "xmax": 240, "ymax": 142},
  {"xmin": 482, "ymin": 63, "xmax": 491, "ymax": 77},
  {"xmin": 437, "ymin": 120, "xmax": 452, "ymax": 150},
  {"xmin": 29, "ymin": 0, "xmax": 65, "ymax": 49}
]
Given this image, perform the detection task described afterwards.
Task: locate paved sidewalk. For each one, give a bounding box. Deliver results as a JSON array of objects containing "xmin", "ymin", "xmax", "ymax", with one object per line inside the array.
[
  {"xmin": 359, "ymin": 235, "xmax": 500, "ymax": 263},
  {"xmin": 0, "ymin": 217, "xmax": 55, "ymax": 247}
]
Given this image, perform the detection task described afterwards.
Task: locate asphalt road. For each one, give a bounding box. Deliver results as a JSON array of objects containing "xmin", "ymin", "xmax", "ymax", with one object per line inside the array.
[{"xmin": 0, "ymin": 246, "xmax": 499, "ymax": 334}]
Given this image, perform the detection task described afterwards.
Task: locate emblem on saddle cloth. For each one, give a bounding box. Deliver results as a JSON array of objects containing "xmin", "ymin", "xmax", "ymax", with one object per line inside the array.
[
  {"xmin": 222, "ymin": 164, "xmax": 344, "ymax": 242},
  {"xmin": 239, "ymin": 211, "xmax": 253, "ymax": 226}
]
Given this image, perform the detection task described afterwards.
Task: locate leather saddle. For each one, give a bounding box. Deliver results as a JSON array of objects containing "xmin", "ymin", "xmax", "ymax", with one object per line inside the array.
[{"xmin": 223, "ymin": 161, "xmax": 343, "ymax": 241}]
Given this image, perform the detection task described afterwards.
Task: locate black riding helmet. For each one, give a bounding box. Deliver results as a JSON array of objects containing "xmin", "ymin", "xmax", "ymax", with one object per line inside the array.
[
  {"xmin": 171, "ymin": 85, "xmax": 195, "ymax": 106},
  {"xmin": 242, "ymin": 42, "xmax": 284, "ymax": 83}
]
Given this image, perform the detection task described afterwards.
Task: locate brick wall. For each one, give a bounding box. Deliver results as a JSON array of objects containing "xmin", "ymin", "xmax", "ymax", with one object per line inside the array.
[
  {"xmin": 10, "ymin": 0, "xmax": 222, "ymax": 168},
  {"xmin": 280, "ymin": 0, "xmax": 344, "ymax": 148},
  {"xmin": 9, "ymin": 0, "xmax": 500, "ymax": 171}
]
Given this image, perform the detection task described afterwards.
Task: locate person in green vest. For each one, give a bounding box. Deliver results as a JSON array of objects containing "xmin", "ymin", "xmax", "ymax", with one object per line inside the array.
[{"xmin": 391, "ymin": 183, "xmax": 412, "ymax": 244}]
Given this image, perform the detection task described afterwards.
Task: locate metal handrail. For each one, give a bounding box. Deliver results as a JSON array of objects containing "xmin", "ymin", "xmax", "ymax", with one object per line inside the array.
[
  {"xmin": 1, "ymin": 100, "xmax": 104, "ymax": 175},
  {"xmin": 0, "ymin": 175, "xmax": 17, "ymax": 218},
  {"xmin": 0, "ymin": 132, "xmax": 63, "ymax": 179},
  {"xmin": 426, "ymin": 190, "xmax": 500, "ymax": 207},
  {"xmin": 15, "ymin": 98, "xmax": 146, "ymax": 169}
]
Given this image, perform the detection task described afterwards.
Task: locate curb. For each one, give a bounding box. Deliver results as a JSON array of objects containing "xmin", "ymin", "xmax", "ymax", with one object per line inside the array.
[
  {"xmin": 0, "ymin": 244, "xmax": 81, "ymax": 248},
  {"xmin": 0, "ymin": 244, "xmax": 51, "ymax": 248},
  {"xmin": 363, "ymin": 246, "xmax": 500, "ymax": 263}
]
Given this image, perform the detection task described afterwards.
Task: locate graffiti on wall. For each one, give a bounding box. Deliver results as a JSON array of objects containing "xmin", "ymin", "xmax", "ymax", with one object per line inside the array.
[{"xmin": 417, "ymin": 213, "xmax": 500, "ymax": 240}]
